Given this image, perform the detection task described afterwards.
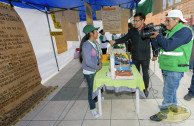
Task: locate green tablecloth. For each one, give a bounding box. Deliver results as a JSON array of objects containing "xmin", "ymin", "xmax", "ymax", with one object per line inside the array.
[{"xmin": 93, "ymin": 64, "xmax": 146, "ymax": 98}]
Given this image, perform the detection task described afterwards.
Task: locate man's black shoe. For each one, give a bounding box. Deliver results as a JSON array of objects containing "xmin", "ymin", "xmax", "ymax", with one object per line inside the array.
[
  {"xmin": 184, "ymin": 94, "xmax": 194, "ymax": 101},
  {"xmin": 150, "ymin": 114, "xmax": 162, "ymax": 122},
  {"xmin": 144, "ymin": 89, "xmax": 149, "ymax": 97}
]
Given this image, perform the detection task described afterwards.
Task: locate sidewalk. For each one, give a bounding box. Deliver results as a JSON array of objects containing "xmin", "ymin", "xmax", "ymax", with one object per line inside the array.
[{"xmin": 15, "ymin": 59, "xmax": 194, "ymax": 126}]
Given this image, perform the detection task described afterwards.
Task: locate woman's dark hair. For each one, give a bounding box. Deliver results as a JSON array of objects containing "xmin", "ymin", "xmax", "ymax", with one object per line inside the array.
[{"xmin": 79, "ymin": 31, "xmax": 94, "ymax": 63}]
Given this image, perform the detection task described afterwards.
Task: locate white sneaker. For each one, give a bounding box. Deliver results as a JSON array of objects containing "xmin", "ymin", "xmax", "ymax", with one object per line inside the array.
[{"xmin": 90, "ymin": 109, "xmax": 100, "ymax": 118}]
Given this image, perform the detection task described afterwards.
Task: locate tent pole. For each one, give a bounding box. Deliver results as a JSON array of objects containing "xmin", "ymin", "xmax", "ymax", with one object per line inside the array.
[{"xmin": 45, "ymin": 7, "xmax": 60, "ymax": 71}]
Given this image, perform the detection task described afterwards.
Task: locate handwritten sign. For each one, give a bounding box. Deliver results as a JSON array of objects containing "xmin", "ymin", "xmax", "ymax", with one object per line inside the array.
[{"xmin": 0, "ymin": 3, "xmax": 55, "ymax": 126}]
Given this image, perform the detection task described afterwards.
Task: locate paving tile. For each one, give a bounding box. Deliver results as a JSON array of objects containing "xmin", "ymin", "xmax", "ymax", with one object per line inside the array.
[
  {"xmin": 77, "ymin": 88, "xmax": 88, "ymax": 100},
  {"xmin": 65, "ymin": 100, "xmax": 88, "ymax": 120},
  {"xmin": 111, "ymin": 99, "xmax": 138, "ymax": 119},
  {"xmin": 111, "ymin": 120, "xmax": 139, "ymax": 126},
  {"xmin": 148, "ymin": 85, "xmax": 164, "ymax": 99},
  {"xmin": 58, "ymin": 100, "xmax": 76, "ymax": 120},
  {"xmin": 177, "ymin": 85, "xmax": 189, "ymax": 99},
  {"xmin": 22, "ymin": 101, "xmax": 49, "ymax": 120},
  {"xmin": 80, "ymin": 80, "xmax": 87, "ymax": 87},
  {"xmin": 28, "ymin": 121, "xmax": 56, "ymax": 126},
  {"xmin": 54, "ymin": 120, "xmax": 82, "ymax": 126},
  {"xmin": 43, "ymin": 87, "xmax": 62, "ymax": 101},
  {"xmin": 139, "ymin": 120, "xmax": 171, "ymax": 126},
  {"xmin": 179, "ymin": 99, "xmax": 194, "ymax": 120},
  {"xmin": 33, "ymin": 101, "xmax": 69, "ymax": 120},
  {"xmin": 51, "ymin": 88, "xmax": 82, "ymax": 101},
  {"xmin": 15, "ymin": 121, "xmax": 30, "ymax": 126},
  {"xmin": 180, "ymin": 72, "xmax": 193, "ymax": 85},
  {"xmin": 82, "ymin": 120, "xmax": 110, "ymax": 126},
  {"xmin": 137, "ymin": 99, "xmax": 158, "ymax": 119},
  {"xmin": 170, "ymin": 120, "xmax": 194, "ymax": 126}
]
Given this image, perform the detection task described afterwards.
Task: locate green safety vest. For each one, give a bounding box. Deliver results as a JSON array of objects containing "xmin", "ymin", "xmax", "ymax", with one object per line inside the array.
[{"xmin": 158, "ymin": 23, "xmax": 193, "ymax": 72}]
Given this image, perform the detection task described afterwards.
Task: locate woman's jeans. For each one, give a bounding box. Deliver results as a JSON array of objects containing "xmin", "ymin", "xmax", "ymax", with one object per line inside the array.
[
  {"xmin": 162, "ymin": 70, "xmax": 184, "ymax": 105},
  {"xmin": 188, "ymin": 61, "xmax": 194, "ymax": 96},
  {"xmin": 84, "ymin": 73, "xmax": 96, "ymax": 110}
]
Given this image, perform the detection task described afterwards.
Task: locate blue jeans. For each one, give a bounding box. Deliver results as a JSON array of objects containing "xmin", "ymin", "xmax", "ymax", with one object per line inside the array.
[
  {"xmin": 188, "ymin": 61, "xmax": 194, "ymax": 96},
  {"xmin": 84, "ymin": 73, "xmax": 96, "ymax": 110},
  {"xmin": 162, "ymin": 70, "xmax": 184, "ymax": 105}
]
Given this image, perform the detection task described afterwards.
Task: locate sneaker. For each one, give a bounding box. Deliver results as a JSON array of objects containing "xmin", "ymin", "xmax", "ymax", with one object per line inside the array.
[
  {"xmin": 90, "ymin": 109, "xmax": 100, "ymax": 118},
  {"xmin": 150, "ymin": 114, "xmax": 162, "ymax": 122},
  {"xmin": 184, "ymin": 94, "xmax": 194, "ymax": 101}
]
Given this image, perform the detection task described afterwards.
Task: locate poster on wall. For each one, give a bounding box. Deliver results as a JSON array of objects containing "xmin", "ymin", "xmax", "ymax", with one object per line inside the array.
[
  {"xmin": 53, "ymin": 8, "xmax": 80, "ymax": 23},
  {"xmin": 121, "ymin": 9, "xmax": 129, "ymax": 33},
  {"xmin": 0, "ymin": 3, "xmax": 55, "ymax": 126},
  {"xmin": 50, "ymin": 9, "xmax": 62, "ymax": 29},
  {"xmin": 61, "ymin": 22, "xmax": 79, "ymax": 41},
  {"xmin": 96, "ymin": 10, "xmax": 102, "ymax": 19},
  {"xmin": 50, "ymin": 31, "xmax": 67, "ymax": 54},
  {"xmin": 102, "ymin": 6, "xmax": 121, "ymax": 32}
]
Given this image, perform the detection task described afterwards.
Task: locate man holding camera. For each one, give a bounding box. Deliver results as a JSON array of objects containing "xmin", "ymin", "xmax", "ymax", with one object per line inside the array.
[
  {"xmin": 110, "ymin": 13, "xmax": 158, "ymax": 97},
  {"xmin": 149, "ymin": 10, "xmax": 193, "ymax": 121}
]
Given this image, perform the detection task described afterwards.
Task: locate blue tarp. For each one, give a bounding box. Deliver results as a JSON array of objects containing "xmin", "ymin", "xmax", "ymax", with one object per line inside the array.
[{"xmin": 0, "ymin": 0, "xmax": 141, "ymax": 21}]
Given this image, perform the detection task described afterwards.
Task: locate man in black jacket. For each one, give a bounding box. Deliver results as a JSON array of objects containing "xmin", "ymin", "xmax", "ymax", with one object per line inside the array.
[{"xmin": 110, "ymin": 13, "xmax": 158, "ymax": 97}]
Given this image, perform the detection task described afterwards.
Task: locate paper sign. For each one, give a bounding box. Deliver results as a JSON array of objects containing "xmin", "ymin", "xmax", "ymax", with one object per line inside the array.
[
  {"xmin": 0, "ymin": 3, "xmax": 55, "ymax": 126},
  {"xmin": 50, "ymin": 9, "xmax": 61, "ymax": 29},
  {"xmin": 61, "ymin": 22, "xmax": 79, "ymax": 41},
  {"xmin": 84, "ymin": 1, "xmax": 93, "ymax": 25}
]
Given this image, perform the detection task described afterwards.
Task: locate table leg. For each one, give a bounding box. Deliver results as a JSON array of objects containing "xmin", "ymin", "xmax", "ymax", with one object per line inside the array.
[
  {"xmin": 98, "ymin": 89, "xmax": 102, "ymax": 116},
  {"xmin": 103, "ymin": 86, "xmax": 105, "ymax": 92},
  {"xmin": 136, "ymin": 88, "xmax": 139, "ymax": 115}
]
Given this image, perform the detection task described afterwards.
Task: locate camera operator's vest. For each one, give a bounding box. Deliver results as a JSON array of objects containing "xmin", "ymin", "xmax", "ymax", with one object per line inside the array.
[{"xmin": 158, "ymin": 23, "xmax": 193, "ymax": 72}]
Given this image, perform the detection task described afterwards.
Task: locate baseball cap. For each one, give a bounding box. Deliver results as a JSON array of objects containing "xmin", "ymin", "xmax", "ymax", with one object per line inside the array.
[
  {"xmin": 166, "ymin": 10, "xmax": 187, "ymax": 23},
  {"xmin": 83, "ymin": 25, "xmax": 100, "ymax": 34}
]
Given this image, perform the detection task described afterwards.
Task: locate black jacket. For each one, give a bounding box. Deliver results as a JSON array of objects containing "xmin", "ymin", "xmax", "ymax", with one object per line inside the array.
[{"xmin": 115, "ymin": 28, "xmax": 157, "ymax": 60}]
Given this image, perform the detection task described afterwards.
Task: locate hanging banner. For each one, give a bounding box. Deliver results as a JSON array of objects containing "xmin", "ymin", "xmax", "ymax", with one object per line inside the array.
[
  {"xmin": 121, "ymin": 9, "xmax": 129, "ymax": 33},
  {"xmin": 50, "ymin": 9, "xmax": 61, "ymax": 29},
  {"xmin": 103, "ymin": 6, "xmax": 129, "ymax": 33},
  {"xmin": 96, "ymin": 10, "xmax": 102, "ymax": 20},
  {"xmin": 102, "ymin": 6, "xmax": 121, "ymax": 32},
  {"xmin": 50, "ymin": 31, "xmax": 67, "ymax": 54},
  {"xmin": 61, "ymin": 22, "xmax": 79, "ymax": 41},
  {"xmin": 54, "ymin": 8, "xmax": 80, "ymax": 23},
  {"xmin": 84, "ymin": 1, "xmax": 93, "ymax": 25},
  {"xmin": 0, "ymin": 3, "xmax": 55, "ymax": 126}
]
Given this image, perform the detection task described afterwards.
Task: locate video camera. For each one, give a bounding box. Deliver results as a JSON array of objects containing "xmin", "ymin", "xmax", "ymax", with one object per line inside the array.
[{"xmin": 141, "ymin": 23, "xmax": 167, "ymax": 39}]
